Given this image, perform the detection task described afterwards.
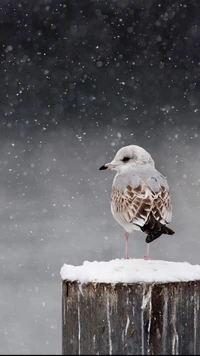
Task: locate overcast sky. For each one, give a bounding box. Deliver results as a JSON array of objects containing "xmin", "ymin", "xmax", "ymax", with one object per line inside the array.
[{"xmin": 0, "ymin": 0, "xmax": 200, "ymax": 354}]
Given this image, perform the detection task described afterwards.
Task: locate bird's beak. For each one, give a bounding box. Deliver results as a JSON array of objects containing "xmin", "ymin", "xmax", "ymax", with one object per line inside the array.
[{"xmin": 99, "ymin": 163, "xmax": 115, "ymax": 170}]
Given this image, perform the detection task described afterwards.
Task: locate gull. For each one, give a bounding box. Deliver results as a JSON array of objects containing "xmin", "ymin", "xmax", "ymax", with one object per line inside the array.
[{"xmin": 99, "ymin": 145, "xmax": 175, "ymax": 259}]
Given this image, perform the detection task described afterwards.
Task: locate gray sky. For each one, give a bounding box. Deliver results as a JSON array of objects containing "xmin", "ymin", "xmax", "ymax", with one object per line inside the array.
[{"xmin": 1, "ymin": 0, "xmax": 200, "ymax": 354}]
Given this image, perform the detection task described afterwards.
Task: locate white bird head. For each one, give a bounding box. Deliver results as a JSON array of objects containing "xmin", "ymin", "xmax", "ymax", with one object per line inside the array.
[{"xmin": 99, "ymin": 145, "xmax": 155, "ymax": 173}]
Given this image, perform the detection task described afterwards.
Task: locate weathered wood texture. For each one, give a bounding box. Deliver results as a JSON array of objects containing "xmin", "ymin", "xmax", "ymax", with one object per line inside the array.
[{"xmin": 62, "ymin": 280, "xmax": 200, "ymax": 355}]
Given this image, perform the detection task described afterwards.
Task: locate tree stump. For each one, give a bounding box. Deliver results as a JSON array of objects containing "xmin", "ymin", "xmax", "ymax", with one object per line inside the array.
[{"xmin": 61, "ymin": 259, "xmax": 200, "ymax": 355}]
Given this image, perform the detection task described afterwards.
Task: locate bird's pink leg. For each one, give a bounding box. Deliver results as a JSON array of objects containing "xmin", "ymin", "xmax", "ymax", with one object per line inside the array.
[
  {"xmin": 144, "ymin": 243, "xmax": 150, "ymax": 260},
  {"xmin": 125, "ymin": 232, "xmax": 129, "ymax": 259}
]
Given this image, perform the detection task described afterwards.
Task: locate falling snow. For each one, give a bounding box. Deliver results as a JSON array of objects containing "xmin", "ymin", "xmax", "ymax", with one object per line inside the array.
[{"xmin": 1, "ymin": 0, "xmax": 200, "ymax": 354}]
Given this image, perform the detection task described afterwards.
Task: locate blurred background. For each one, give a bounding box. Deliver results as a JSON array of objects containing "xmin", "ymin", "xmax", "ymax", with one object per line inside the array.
[{"xmin": 0, "ymin": 0, "xmax": 200, "ymax": 354}]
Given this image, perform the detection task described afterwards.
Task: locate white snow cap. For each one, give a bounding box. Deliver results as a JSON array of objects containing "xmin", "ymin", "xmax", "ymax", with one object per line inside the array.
[{"xmin": 60, "ymin": 258, "xmax": 200, "ymax": 285}]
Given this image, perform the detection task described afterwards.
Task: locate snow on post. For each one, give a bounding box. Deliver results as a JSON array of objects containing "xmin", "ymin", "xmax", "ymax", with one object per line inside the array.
[{"xmin": 61, "ymin": 258, "xmax": 200, "ymax": 355}]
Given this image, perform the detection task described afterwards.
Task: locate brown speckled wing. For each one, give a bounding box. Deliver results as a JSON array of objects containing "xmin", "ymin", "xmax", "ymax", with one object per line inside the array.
[
  {"xmin": 152, "ymin": 185, "xmax": 172, "ymax": 224},
  {"xmin": 111, "ymin": 179, "xmax": 172, "ymax": 229}
]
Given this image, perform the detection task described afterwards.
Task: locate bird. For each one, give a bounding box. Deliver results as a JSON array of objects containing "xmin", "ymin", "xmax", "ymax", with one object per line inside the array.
[{"xmin": 99, "ymin": 145, "xmax": 175, "ymax": 260}]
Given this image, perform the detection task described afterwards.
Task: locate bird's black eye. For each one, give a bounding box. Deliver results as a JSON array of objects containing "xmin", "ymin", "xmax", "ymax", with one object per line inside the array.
[{"xmin": 122, "ymin": 156, "xmax": 130, "ymax": 162}]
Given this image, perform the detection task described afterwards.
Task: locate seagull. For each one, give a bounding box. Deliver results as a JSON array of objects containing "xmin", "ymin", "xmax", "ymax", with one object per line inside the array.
[{"xmin": 99, "ymin": 145, "xmax": 174, "ymax": 259}]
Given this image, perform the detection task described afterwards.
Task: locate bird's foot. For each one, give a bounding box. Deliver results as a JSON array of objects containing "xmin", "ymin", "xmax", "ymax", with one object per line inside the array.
[{"xmin": 144, "ymin": 254, "xmax": 150, "ymax": 260}]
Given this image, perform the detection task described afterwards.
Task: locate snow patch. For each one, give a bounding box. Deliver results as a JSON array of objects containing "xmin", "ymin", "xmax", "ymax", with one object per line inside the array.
[{"xmin": 60, "ymin": 258, "xmax": 200, "ymax": 285}]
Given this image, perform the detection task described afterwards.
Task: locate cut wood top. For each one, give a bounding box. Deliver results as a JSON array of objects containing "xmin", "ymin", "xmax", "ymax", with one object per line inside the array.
[{"xmin": 60, "ymin": 258, "xmax": 200, "ymax": 285}]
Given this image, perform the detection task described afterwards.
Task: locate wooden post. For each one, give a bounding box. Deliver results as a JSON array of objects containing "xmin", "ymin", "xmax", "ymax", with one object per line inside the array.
[{"xmin": 61, "ymin": 261, "xmax": 200, "ymax": 355}]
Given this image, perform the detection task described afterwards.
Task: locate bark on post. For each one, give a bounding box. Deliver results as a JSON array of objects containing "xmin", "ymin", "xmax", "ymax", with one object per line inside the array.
[{"xmin": 62, "ymin": 279, "xmax": 200, "ymax": 355}]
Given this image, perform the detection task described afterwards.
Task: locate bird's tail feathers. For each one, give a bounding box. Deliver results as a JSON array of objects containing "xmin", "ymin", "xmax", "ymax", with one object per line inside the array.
[{"xmin": 141, "ymin": 212, "xmax": 175, "ymax": 243}]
